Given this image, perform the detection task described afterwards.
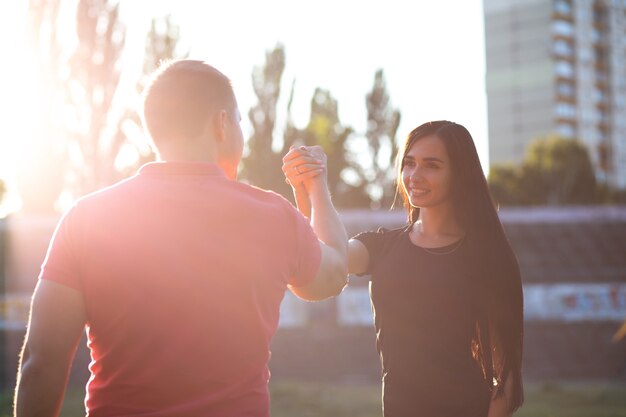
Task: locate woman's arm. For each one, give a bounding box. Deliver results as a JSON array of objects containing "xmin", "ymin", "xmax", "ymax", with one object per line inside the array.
[
  {"xmin": 487, "ymin": 371, "xmax": 514, "ymax": 417},
  {"xmin": 283, "ymin": 147, "xmax": 371, "ymax": 278},
  {"xmin": 348, "ymin": 239, "xmax": 370, "ymax": 275},
  {"xmin": 283, "ymin": 146, "xmax": 349, "ymax": 300},
  {"xmin": 487, "ymin": 320, "xmax": 516, "ymax": 417}
]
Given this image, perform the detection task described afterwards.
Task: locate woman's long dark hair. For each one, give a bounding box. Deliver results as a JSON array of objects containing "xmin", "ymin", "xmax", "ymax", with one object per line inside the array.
[{"xmin": 395, "ymin": 121, "xmax": 524, "ymax": 411}]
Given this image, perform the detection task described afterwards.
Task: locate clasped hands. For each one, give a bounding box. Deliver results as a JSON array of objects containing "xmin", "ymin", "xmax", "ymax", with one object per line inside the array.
[{"xmin": 282, "ymin": 145, "xmax": 327, "ymax": 193}]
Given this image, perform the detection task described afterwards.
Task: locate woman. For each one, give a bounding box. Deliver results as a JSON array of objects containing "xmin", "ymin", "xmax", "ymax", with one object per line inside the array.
[{"xmin": 282, "ymin": 121, "xmax": 523, "ymax": 417}]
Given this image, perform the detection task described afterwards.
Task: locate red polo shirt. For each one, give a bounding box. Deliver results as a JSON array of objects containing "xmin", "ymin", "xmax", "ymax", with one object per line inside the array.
[{"xmin": 39, "ymin": 162, "xmax": 321, "ymax": 417}]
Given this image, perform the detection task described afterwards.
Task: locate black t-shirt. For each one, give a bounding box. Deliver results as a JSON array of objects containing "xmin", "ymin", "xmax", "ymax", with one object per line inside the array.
[{"xmin": 354, "ymin": 225, "xmax": 490, "ymax": 417}]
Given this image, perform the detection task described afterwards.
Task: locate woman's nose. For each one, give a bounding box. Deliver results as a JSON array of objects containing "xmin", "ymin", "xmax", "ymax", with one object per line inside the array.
[{"xmin": 410, "ymin": 168, "xmax": 424, "ymax": 182}]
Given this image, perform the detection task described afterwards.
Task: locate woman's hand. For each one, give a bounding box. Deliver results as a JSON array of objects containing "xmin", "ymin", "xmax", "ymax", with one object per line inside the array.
[
  {"xmin": 282, "ymin": 145, "xmax": 326, "ymax": 193},
  {"xmin": 282, "ymin": 145, "xmax": 327, "ymax": 218},
  {"xmin": 487, "ymin": 374, "xmax": 514, "ymax": 417}
]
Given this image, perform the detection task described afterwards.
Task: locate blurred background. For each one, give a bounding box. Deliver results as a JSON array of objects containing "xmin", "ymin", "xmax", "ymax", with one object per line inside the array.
[{"xmin": 0, "ymin": 0, "xmax": 625, "ymax": 416}]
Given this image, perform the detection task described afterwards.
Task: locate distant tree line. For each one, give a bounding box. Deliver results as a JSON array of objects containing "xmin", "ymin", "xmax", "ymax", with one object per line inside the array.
[
  {"xmin": 488, "ymin": 135, "xmax": 625, "ymax": 206},
  {"xmin": 21, "ymin": 0, "xmax": 185, "ymax": 212},
  {"xmin": 14, "ymin": 0, "xmax": 624, "ymax": 214},
  {"xmin": 241, "ymin": 44, "xmax": 401, "ymax": 208},
  {"xmin": 19, "ymin": 0, "xmax": 401, "ymax": 212}
]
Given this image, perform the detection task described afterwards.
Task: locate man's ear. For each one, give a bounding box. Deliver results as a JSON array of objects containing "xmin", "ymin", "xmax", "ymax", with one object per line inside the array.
[
  {"xmin": 208, "ymin": 109, "xmax": 228, "ymax": 143},
  {"xmin": 213, "ymin": 110, "xmax": 228, "ymax": 142}
]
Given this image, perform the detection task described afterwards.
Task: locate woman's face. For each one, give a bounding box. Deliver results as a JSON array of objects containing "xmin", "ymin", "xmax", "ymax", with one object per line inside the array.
[{"xmin": 401, "ymin": 134, "xmax": 454, "ymax": 209}]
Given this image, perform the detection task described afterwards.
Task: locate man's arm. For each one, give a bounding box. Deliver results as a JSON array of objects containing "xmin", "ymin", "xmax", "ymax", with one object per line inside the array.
[
  {"xmin": 284, "ymin": 146, "xmax": 348, "ymax": 301},
  {"xmin": 14, "ymin": 280, "xmax": 86, "ymax": 417}
]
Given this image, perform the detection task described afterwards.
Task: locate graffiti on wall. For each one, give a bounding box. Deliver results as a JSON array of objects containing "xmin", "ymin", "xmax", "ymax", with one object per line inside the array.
[{"xmin": 2, "ymin": 284, "xmax": 626, "ymax": 330}]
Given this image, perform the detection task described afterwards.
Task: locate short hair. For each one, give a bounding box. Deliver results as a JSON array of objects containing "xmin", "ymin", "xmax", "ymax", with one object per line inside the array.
[{"xmin": 142, "ymin": 60, "xmax": 236, "ymax": 149}]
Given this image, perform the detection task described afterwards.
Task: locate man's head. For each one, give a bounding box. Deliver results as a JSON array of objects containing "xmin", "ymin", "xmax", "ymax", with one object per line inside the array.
[{"xmin": 142, "ymin": 60, "xmax": 243, "ymax": 178}]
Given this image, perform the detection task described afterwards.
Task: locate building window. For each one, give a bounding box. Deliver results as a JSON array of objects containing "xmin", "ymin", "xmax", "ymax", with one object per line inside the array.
[
  {"xmin": 557, "ymin": 81, "xmax": 575, "ymax": 98},
  {"xmin": 593, "ymin": 1, "xmax": 609, "ymax": 25},
  {"xmin": 557, "ymin": 123, "xmax": 576, "ymax": 138},
  {"xmin": 555, "ymin": 60, "xmax": 575, "ymax": 78},
  {"xmin": 554, "ymin": 0, "xmax": 573, "ymax": 15},
  {"xmin": 598, "ymin": 109, "xmax": 609, "ymax": 124},
  {"xmin": 552, "ymin": 20, "xmax": 574, "ymax": 37},
  {"xmin": 556, "ymin": 102, "xmax": 576, "ymax": 118},
  {"xmin": 554, "ymin": 39, "xmax": 574, "ymax": 56},
  {"xmin": 591, "ymin": 28, "xmax": 608, "ymax": 44},
  {"xmin": 593, "ymin": 88, "xmax": 607, "ymax": 103},
  {"xmin": 579, "ymin": 47, "xmax": 593, "ymax": 62}
]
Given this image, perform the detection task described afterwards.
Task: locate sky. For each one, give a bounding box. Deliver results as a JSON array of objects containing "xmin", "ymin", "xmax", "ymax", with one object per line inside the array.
[{"xmin": 0, "ymin": 0, "xmax": 488, "ymax": 210}]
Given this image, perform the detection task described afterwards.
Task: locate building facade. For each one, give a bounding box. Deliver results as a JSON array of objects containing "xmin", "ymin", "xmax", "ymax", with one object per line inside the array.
[{"xmin": 485, "ymin": 0, "xmax": 626, "ymax": 189}]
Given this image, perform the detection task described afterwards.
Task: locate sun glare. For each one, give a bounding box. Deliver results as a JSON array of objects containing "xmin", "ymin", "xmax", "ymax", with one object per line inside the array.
[
  {"xmin": 0, "ymin": 2, "xmax": 78, "ymax": 214},
  {"xmin": 0, "ymin": 3, "xmax": 35, "ymax": 213}
]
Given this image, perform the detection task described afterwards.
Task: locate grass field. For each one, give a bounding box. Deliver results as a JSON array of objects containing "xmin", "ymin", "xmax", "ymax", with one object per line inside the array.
[{"xmin": 2, "ymin": 380, "xmax": 626, "ymax": 417}]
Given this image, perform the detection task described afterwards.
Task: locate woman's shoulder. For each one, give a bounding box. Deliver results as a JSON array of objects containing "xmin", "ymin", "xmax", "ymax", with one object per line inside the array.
[{"xmin": 352, "ymin": 224, "xmax": 411, "ymax": 244}]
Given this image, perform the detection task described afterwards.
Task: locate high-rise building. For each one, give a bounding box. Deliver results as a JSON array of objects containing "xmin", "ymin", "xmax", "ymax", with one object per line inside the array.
[{"xmin": 484, "ymin": 0, "xmax": 626, "ymax": 189}]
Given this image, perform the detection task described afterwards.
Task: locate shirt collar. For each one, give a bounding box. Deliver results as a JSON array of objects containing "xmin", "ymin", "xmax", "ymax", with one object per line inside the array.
[{"xmin": 138, "ymin": 161, "xmax": 227, "ymax": 178}]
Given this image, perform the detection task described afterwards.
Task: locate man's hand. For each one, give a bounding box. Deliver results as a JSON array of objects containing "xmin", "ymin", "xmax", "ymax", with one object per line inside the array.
[{"xmin": 282, "ymin": 145, "xmax": 326, "ymax": 193}]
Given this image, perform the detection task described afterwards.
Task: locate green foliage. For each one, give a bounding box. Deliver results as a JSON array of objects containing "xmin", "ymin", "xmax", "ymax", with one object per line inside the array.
[
  {"xmin": 295, "ymin": 88, "xmax": 369, "ymax": 208},
  {"xmin": 489, "ymin": 136, "xmax": 601, "ymax": 206},
  {"xmin": 116, "ymin": 14, "xmax": 188, "ymax": 179},
  {"xmin": 241, "ymin": 46, "xmax": 369, "ymax": 206},
  {"xmin": 65, "ymin": 0, "xmax": 127, "ymax": 193},
  {"xmin": 142, "ymin": 15, "xmax": 188, "ymax": 80},
  {"xmin": 525, "ymin": 135, "xmax": 597, "ymax": 204},
  {"xmin": 364, "ymin": 69, "xmax": 401, "ymax": 207},
  {"xmin": 22, "ymin": 1, "xmax": 185, "ymax": 207},
  {"xmin": 241, "ymin": 48, "xmax": 402, "ymax": 208},
  {"xmin": 0, "ymin": 179, "xmax": 5, "ymax": 206},
  {"xmin": 18, "ymin": 0, "xmax": 70, "ymax": 212},
  {"xmin": 241, "ymin": 45, "xmax": 293, "ymax": 198}
]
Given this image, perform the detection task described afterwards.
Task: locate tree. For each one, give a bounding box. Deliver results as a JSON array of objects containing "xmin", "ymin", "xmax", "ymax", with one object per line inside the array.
[
  {"xmin": 297, "ymin": 88, "xmax": 369, "ymax": 207},
  {"xmin": 242, "ymin": 48, "xmax": 400, "ymax": 208},
  {"xmin": 241, "ymin": 45, "xmax": 293, "ymax": 197},
  {"xmin": 22, "ymin": 1, "xmax": 187, "ymax": 210},
  {"xmin": 0, "ymin": 179, "xmax": 5, "ymax": 207},
  {"xmin": 142, "ymin": 15, "xmax": 187, "ymax": 77},
  {"xmin": 364, "ymin": 69, "xmax": 401, "ymax": 208},
  {"xmin": 525, "ymin": 135, "xmax": 597, "ymax": 204},
  {"xmin": 18, "ymin": 0, "xmax": 70, "ymax": 212},
  {"xmin": 116, "ymin": 14, "xmax": 188, "ymax": 179},
  {"xmin": 65, "ymin": 0, "xmax": 127, "ymax": 195},
  {"xmin": 489, "ymin": 135, "xmax": 599, "ymax": 205}
]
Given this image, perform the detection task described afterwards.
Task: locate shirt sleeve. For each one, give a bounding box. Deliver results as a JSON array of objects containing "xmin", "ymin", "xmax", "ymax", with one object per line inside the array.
[
  {"xmin": 352, "ymin": 227, "xmax": 388, "ymax": 275},
  {"xmin": 38, "ymin": 204, "xmax": 83, "ymax": 291},
  {"xmin": 287, "ymin": 203, "xmax": 322, "ymax": 288}
]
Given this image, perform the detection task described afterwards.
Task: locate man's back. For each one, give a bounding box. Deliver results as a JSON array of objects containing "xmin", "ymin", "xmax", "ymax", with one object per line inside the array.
[
  {"xmin": 41, "ymin": 162, "xmax": 320, "ymax": 416},
  {"xmin": 14, "ymin": 61, "xmax": 347, "ymax": 417}
]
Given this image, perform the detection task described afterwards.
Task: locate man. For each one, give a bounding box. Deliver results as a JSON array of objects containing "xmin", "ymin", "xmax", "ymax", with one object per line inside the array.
[{"xmin": 14, "ymin": 60, "xmax": 348, "ymax": 417}]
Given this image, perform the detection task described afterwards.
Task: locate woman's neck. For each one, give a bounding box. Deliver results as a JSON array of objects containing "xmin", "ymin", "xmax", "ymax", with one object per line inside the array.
[{"xmin": 415, "ymin": 204, "xmax": 463, "ymax": 240}]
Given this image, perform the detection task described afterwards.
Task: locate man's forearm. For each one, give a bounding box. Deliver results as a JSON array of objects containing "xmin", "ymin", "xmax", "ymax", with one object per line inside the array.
[
  {"xmin": 309, "ymin": 183, "xmax": 348, "ymax": 264},
  {"xmin": 14, "ymin": 354, "xmax": 71, "ymax": 417},
  {"xmin": 292, "ymin": 183, "xmax": 312, "ymax": 219}
]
